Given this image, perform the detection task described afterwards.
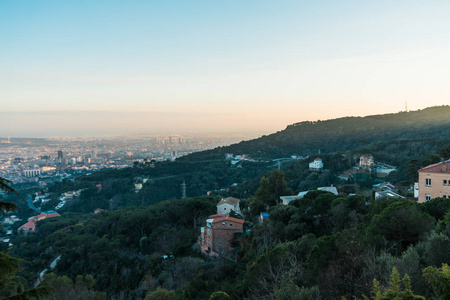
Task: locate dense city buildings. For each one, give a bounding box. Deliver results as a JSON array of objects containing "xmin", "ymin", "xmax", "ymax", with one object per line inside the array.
[{"xmin": 0, "ymin": 134, "xmax": 251, "ymax": 186}]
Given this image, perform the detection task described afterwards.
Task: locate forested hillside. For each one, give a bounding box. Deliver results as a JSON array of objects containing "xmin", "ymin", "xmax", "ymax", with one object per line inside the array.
[
  {"xmin": 182, "ymin": 106, "xmax": 450, "ymax": 160},
  {"xmin": 6, "ymin": 191, "xmax": 450, "ymax": 299},
  {"xmin": 55, "ymin": 107, "xmax": 450, "ymax": 208},
  {"xmin": 2, "ymin": 106, "xmax": 450, "ymax": 299}
]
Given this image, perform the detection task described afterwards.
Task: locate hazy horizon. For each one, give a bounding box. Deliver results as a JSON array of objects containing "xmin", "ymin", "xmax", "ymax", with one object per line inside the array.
[{"xmin": 0, "ymin": 106, "xmax": 444, "ymax": 138}]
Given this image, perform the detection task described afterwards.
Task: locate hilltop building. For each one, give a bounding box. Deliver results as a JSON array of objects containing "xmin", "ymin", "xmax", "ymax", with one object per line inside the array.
[
  {"xmin": 199, "ymin": 214, "xmax": 244, "ymax": 257},
  {"xmin": 216, "ymin": 197, "xmax": 241, "ymax": 215},
  {"xmin": 309, "ymin": 158, "xmax": 324, "ymax": 171},
  {"xmin": 417, "ymin": 160, "xmax": 450, "ymax": 203},
  {"xmin": 18, "ymin": 211, "xmax": 60, "ymax": 235}
]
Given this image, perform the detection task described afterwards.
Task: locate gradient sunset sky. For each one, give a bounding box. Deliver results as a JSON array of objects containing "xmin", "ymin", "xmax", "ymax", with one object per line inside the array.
[{"xmin": 1, "ymin": 1, "xmax": 450, "ymax": 137}]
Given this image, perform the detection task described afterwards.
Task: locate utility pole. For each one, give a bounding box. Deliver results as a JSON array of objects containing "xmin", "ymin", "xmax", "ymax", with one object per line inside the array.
[{"xmin": 181, "ymin": 180, "xmax": 186, "ymax": 199}]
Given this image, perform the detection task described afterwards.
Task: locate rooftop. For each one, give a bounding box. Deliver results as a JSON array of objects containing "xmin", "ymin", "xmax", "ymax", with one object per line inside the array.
[
  {"xmin": 208, "ymin": 214, "xmax": 245, "ymax": 224},
  {"xmin": 418, "ymin": 160, "xmax": 450, "ymax": 173},
  {"xmin": 317, "ymin": 186, "xmax": 338, "ymax": 195},
  {"xmin": 19, "ymin": 220, "xmax": 36, "ymax": 231},
  {"xmin": 217, "ymin": 197, "xmax": 240, "ymax": 206}
]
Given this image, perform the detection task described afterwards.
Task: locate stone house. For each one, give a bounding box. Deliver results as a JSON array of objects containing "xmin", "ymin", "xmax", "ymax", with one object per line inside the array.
[{"xmin": 199, "ymin": 214, "xmax": 244, "ymax": 257}]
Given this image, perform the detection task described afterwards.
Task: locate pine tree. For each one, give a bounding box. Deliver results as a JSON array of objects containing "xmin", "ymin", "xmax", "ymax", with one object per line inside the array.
[{"xmin": 369, "ymin": 267, "xmax": 425, "ymax": 300}]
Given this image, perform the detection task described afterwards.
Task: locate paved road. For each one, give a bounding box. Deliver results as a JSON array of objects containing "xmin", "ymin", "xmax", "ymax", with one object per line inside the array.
[{"xmin": 26, "ymin": 195, "xmax": 41, "ymax": 213}]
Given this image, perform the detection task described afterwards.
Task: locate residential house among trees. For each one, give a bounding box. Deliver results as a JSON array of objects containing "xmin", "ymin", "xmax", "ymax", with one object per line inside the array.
[
  {"xmin": 216, "ymin": 197, "xmax": 241, "ymax": 215},
  {"xmin": 417, "ymin": 160, "xmax": 450, "ymax": 202},
  {"xmin": 309, "ymin": 158, "xmax": 324, "ymax": 171},
  {"xmin": 359, "ymin": 154, "xmax": 375, "ymax": 169},
  {"xmin": 199, "ymin": 214, "xmax": 244, "ymax": 257}
]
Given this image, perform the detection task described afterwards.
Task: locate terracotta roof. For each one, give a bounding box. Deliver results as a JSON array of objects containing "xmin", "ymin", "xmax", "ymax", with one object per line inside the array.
[
  {"xmin": 37, "ymin": 212, "xmax": 61, "ymax": 221},
  {"xmin": 46, "ymin": 212, "xmax": 61, "ymax": 218},
  {"xmin": 209, "ymin": 214, "xmax": 245, "ymax": 224},
  {"xmin": 209, "ymin": 214, "xmax": 223, "ymax": 218},
  {"xmin": 418, "ymin": 160, "xmax": 450, "ymax": 173},
  {"xmin": 19, "ymin": 220, "xmax": 36, "ymax": 231},
  {"xmin": 217, "ymin": 197, "xmax": 240, "ymax": 206}
]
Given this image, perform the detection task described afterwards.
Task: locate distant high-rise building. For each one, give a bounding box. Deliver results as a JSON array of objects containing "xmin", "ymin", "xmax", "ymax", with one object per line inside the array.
[
  {"xmin": 57, "ymin": 150, "xmax": 64, "ymax": 160},
  {"xmin": 91, "ymin": 150, "xmax": 97, "ymax": 159},
  {"xmin": 169, "ymin": 136, "xmax": 173, "ymax": 144}
]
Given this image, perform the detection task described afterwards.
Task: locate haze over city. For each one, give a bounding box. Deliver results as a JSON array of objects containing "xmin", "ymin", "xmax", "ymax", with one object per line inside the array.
[{"xmin": 2, "ymin": 0, "xmax": 450, "ymax": 137}]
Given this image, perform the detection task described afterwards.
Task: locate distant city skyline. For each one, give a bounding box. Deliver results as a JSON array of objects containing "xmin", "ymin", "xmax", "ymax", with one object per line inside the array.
[{"xmin": 2, "ymin": 1, "xmax": 450, "ymax": 137}]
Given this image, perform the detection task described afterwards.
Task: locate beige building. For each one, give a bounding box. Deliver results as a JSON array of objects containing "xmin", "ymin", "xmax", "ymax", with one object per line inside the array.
[
  {"xmin": 418, "ymin": 160, "xmax": 450, "ymax": 203},
  {"xmin": 359, "ymin": 155, "xmax": 375, "ymax": 169}
]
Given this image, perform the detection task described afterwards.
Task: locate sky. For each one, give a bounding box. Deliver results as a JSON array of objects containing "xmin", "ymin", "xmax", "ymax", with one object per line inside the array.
[{"xmin": 1, "ymin": 0, "xmax": 450, "ymax": 137}]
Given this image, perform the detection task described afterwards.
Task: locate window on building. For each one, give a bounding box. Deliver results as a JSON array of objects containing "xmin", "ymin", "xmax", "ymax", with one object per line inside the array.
[
  {"xmin": 208, "ymin": 239, "xmax": 211, "ymax": 244},
  {"xmin": 224, "ymin": 207, "xmax": 227, "ymax": 210},
  {"xmin": 208, "ymin": 229, "xmax": 210, "ymax": 235},
  {"xmin": 218, "ymin": 241, "xmax": 222, "ymax": 246},
  {"xmin": 444, "ymin": 180, "xmax": 448, "ymax": 185},
  {"xmin": 444, "ymin": 195, "xmax": 447, "ymax": 199},
  {"xmin": 230, "ymin": 223, "xmax": 233, "ymax": 227},
  {"xmin": 426, "ymin": 179, "xmax": 431, "ymax": 186},
  {"xmin": 222, "ymin": 222, "xmax": 225, "ymax": 226},
  {"xmin": 425, "ymin": 194, "xmax": 431, "ymax": 201}
]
